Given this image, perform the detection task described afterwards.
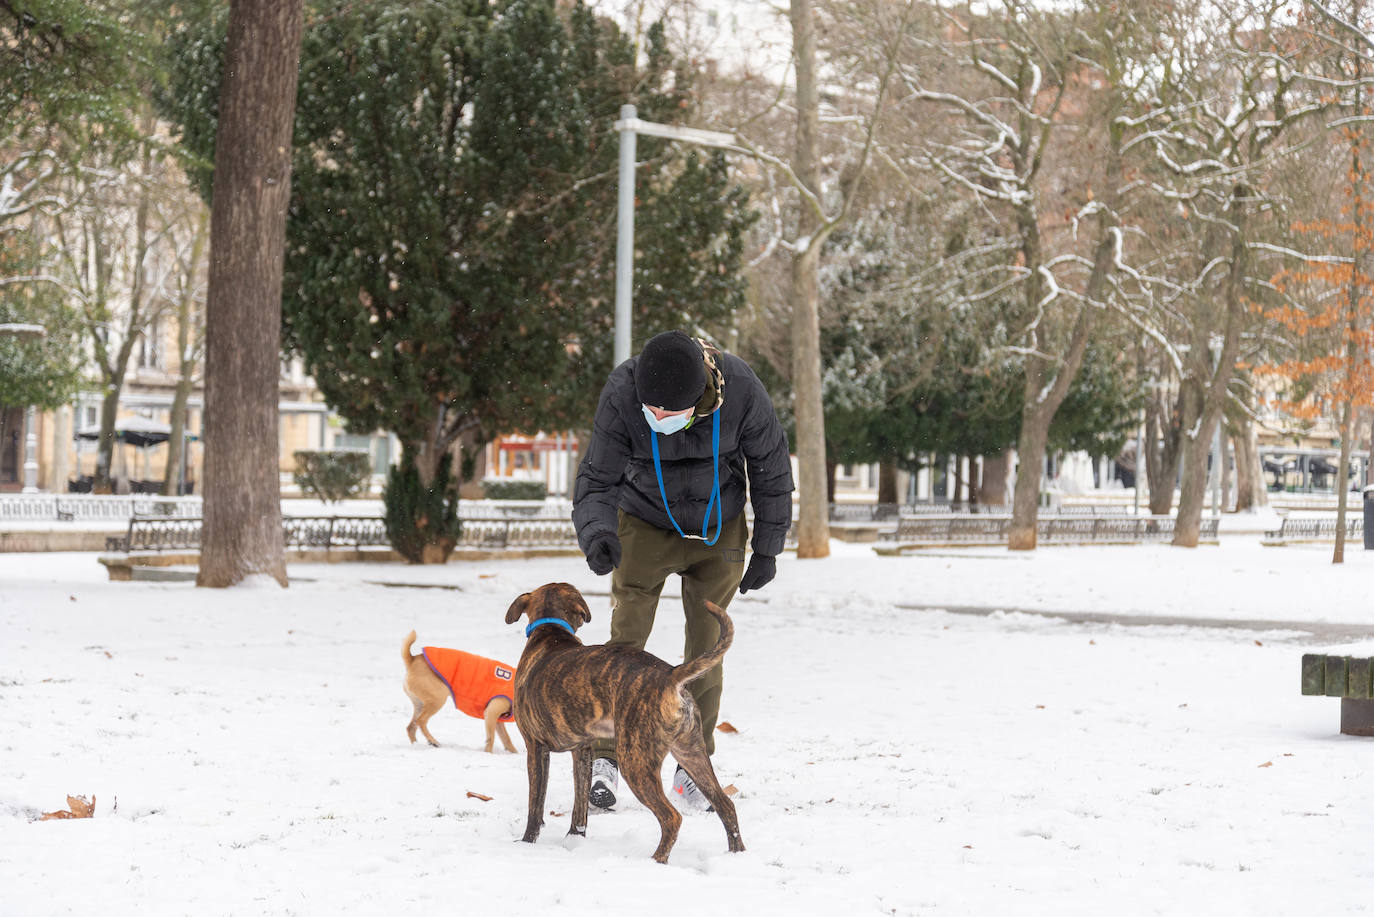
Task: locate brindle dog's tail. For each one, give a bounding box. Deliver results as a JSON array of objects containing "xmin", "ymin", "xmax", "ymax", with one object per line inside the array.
[{"xmin": 672, "ymin": 601, "xmax": 733, "ymax": 688}]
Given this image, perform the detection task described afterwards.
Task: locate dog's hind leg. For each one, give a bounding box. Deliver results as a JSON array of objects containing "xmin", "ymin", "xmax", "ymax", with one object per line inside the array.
[
  {"xmin": 521, "ymin": 743, "xmax": 551, "ymax": 843},
  {"xmin": 483, "ymin": 698, "xmax": 516, "ymax": 753},
  {"xmin": 618, "ymin": 752, "xmax": 681, "ymax": 864},
  {"xmin": 568, "ymin": 745, "xmax": 593, "ymax": 837},
  {"xmin": 414, "ymin": 697, "xmax": 444, "ymax": 747},
  {"xmin": 406, "ymin": 695, "xmax": 424, "ymax": 744},
  {"xmin": 673, "ymin": 742, "xmax": 744, "ymax": 853}
]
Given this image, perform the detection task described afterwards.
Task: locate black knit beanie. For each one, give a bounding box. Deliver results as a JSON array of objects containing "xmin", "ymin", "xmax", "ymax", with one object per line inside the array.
[{"xmin": 635, "ymin": 331, "xmax": 706, "ymax": 411}]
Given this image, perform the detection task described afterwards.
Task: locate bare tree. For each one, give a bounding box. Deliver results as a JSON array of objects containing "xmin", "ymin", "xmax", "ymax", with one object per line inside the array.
[
  {"xmin": 162, "ymin": 207, "xmax": 208, "ymax": 497},
  {"xmin": 708, "ymin": 0, "xmax": 917, "ymax": 558},
  {"xmin": 1128, "ymin": 0, "xmax": 1330, "ymax": 546},
  {"xmin": 898, "ymin": 0, "xmax": 1139, "ymax": 549},
  {"xmin": 45, "ymin": 109, "xmax": 184, "ymax": 492},
  {"xmin": 196, "ymin": 0, "xmax": 304, "ymax": 588}
]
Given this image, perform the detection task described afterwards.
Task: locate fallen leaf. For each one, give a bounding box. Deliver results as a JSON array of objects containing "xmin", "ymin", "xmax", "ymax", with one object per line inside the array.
[
  {"xmin": 550, "ymin": 810, "xmax": 566, "ymax": 817},
  {"xmin": 39, "ymin": 794, "xmax": 95, "ymax": 820},
  {"xmin": 1254, "ymin": 640, "xmax": 1263, "ymax": 647},
  {"xmin": 963, "ymin": 845, "xmax": 974, "ymax": 849},
  {"xmin": 1035, "ymin": 705, "xmax": 1046, "ymax": 710},
  {"xmin": 69, "ymin": 595, "xmax": 76, "ymax": 602},
  {"xmin": 1283, "ymin": 753, "xmax": 1294, "ymax": 757},
  {"xmin": 466, "ymin": 791, "xmax": 493, "ymax": 802},
  {"xmin": 716, "ymin": 722, "xmax": 739, "ymax": 734},
  {"xmin": 1258, "ymin": 761, "xmax": 1273, "ymax": 768},
  {"xmin": 723, "ymin": 784, "xmax": 739, "ymax": 796},
  {"xmin": 480, "ymin": 574, "xmax": 497, "ymax": 579},
  {"xmin": 1088, "ymin": 639, "xmax": 1096, "ymax": 646},
  {"xmin": 103, "ymin": 651, "xmax": 112, "ymax": 659}
]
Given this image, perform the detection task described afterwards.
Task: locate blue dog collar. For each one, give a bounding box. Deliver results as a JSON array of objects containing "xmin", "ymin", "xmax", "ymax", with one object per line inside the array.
[{"xmin": 526, "ymin": 617, "xmax": 576, "ymax": 638}]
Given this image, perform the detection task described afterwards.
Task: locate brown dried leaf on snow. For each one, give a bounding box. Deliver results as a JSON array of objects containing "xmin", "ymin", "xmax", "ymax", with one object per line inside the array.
[
  {"xmin": 716, "ymin": 722, "xmax": 739, "ymax": 734},
  {"xmin": 466, "ymin": 791, "xmax": 493, "ymax": 802},
  {"xmin": 722, "ymin": 784, "xmax": 739, "ymax": 796},
  {"xmin": 39, "ymin": 794, "xmax": 96, "ymax": 820},
  {"xmin": 1258, "ymin": 761, "xmax": 1273, "ymax": 768}
]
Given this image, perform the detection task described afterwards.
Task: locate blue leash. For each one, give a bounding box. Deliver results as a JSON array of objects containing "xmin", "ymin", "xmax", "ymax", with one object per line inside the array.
[{"xmin": 650, "ymin": 411, "xmax": 722, "ymax": 545}]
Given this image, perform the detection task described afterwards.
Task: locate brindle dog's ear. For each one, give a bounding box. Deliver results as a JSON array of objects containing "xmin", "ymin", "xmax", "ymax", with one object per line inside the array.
[
  {"xmin": 577, "ymin": 594, "xmax": 592, "ymax": 626},
  {"xmin": 505, "ymin": 593, "xmax": 531, "ymax": 625}
]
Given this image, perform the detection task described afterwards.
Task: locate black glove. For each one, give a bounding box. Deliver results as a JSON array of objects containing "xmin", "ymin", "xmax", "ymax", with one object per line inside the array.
[
  {"xmin": 585, "ymin": 532, "xmax": 621, "ymax": 576},
  {"xmin": 738, "ymin": 554, "xmax": 776, "ymax": 594}
]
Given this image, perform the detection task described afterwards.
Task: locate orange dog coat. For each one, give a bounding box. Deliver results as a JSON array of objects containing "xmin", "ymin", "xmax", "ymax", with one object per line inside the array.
[{"xmin": 422, "ymin": 648, "xmax": 516, "ymax": 721}]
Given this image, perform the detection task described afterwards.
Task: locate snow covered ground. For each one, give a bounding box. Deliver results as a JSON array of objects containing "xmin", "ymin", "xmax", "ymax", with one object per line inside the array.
[{"xmin": 3, "ymin": 538, "xmax": 1374, "ymax": 915}]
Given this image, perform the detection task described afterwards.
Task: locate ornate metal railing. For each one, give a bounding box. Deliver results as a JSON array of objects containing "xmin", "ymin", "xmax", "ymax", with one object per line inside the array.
[
  {"xmin": 105, "ymin": 514, "xmax": 579, "ymax": 553},
  {"xmin": 1264, "ymin": 515, "xmax": 1363, "ymax": 544},
  {"xmin": 0, "ymin": 494, "xmax": 202, "ymax": 522},
  {"xmin": 877, "ymin": 513, "xmax": 1219, "ymax": 547}
]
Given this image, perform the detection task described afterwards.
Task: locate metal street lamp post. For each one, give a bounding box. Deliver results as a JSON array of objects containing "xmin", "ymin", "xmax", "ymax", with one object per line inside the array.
[{"xmin": 612, "ymin": 105, "xmax": 737, "ymax": 365}]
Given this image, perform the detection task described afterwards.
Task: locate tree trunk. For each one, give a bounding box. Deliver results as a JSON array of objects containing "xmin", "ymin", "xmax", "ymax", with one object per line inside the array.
[
  {"xmin": 877, "ymin": 459, "xmax": 898, "ymax": 505},
  {"xmin": 1230, "ymin": 413, "xmax": 1266, "ymax": 512},
  {"xmin": 93, "ymin": 390, "xmax": 121, "ymax": 494},
  {"xmin": 1334, "ymin": 397, "xmax": 1355, "ymax": 564},
  {"xmin": 1009, "ymin": 419, "xmax": 1049, "ymax": 550},
  {"xmin": 789, "ymin": 0, "xmax": 829, "ymax": 560},
  {"xmin": 1144, "ymin": 392, "xmax": 1188, "ymax": 516},
  {"xmin": 1008, "ymin": 227, "xmax": 1111, "ymax": 549},
  {"xmin": 981, "ymin": 452, "xmax": 1009, "ymax": 506},
  {"xmin": 197, "ymin": 0, "xmax": 304, "ymax": 588},
  {"xmin": 163, "ymin": 212, "xmax": 208, "ymax": 497},
  {"xmin": 1219, "ymin": 420, "xmax": 1232, "ymax": 512},
  {"xmin": 1174, "ymin": 194, "xmax": 1248, "ymax": 547}
]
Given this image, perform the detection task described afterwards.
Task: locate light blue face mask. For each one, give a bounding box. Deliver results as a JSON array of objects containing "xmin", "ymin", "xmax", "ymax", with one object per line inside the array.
[{"xmin": 642, "ymin": 404, "xmax": 694, "ymax": 435}]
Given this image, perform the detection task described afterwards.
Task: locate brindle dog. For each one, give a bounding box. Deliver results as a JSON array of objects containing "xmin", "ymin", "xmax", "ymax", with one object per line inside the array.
[{"xmin": 504, "ymin": 582, "xmax": 745, "ymax": 864}]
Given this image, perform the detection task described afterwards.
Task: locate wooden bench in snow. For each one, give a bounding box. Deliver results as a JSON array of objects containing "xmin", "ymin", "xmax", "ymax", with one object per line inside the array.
[
  {"xmin": 1262, "ymin": 515, "xmax": 1362, "ymax": 546},
  {"xmin": 873, "ymin": 513, "xmax": 1219, "ymax": 554},
  {"xmin": 1301, "ymin": 654, "xmax": 1374, "ymax": 736}
]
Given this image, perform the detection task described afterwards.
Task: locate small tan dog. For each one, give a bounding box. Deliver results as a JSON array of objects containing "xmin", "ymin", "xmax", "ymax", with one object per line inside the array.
[{"xmin": 402, "ymin": 631, "xmax": 518, "ymax": 753}]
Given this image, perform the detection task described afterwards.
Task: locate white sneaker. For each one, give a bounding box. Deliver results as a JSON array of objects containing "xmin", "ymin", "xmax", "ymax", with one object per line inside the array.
[
  {"xmin": 671, "ymin": 765, "xmax": 714, "ymax": 812},
  {"xmin": 590, "ymin": 757, "xmax": 618, "ymax": 810}
]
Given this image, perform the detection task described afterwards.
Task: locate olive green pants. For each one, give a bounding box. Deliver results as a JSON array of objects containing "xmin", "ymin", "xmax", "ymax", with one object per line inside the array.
[{"xmin": 592, "ymin": 509, "xmax": 748, "ymax": 759}]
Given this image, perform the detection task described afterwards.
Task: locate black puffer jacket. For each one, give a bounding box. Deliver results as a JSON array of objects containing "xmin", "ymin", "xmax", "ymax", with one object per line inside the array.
[{"xmin": 573, "ymin": 347, "xmax": 794, "ymax": 557}]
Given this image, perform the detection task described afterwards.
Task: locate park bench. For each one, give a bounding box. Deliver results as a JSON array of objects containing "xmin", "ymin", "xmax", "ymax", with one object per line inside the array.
[
  {"xmin": 1262, "ymin": 515, "xmax": 1363, "ymax": 546},
  {"xmin": 1301, "ymin": 654, "xmax": 1374, "ymax": 736},
  {"xmin": 873, "ymin": 513, "xmax": 1219, "ymax": 554}
]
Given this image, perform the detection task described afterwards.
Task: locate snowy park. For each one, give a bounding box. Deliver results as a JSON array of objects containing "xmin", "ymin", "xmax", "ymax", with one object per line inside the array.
[{"xmin": 4, "ymin": 537, "xmax": 1374, "ymax": 915}]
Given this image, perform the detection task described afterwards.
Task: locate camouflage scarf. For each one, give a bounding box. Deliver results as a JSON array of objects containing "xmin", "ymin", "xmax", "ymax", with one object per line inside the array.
[{"xmin": 692, "ymin": 338, "xmax": 725, "ymax": 417}]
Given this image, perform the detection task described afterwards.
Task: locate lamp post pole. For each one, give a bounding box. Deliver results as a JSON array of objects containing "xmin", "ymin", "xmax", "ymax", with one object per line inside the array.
[{"xmin": 612, "ymin": 106, "xmax": 737, "ymax": 365}]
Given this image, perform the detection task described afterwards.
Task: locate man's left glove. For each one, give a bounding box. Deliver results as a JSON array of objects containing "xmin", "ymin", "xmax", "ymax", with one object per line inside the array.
[{"xmin": 738, "ymin": 553, "xmax": 776, "ymax": 594}]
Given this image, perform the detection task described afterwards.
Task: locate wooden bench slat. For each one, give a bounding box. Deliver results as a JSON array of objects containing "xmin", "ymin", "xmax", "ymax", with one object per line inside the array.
[{"xmin": 1302, "ymin": 653, "xmax": 1326, "ymax": 696}]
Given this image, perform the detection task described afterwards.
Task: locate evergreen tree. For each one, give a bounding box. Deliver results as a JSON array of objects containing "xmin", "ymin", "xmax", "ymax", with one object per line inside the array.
[
  {"xmin": 163, "ymin": 0, "xmax": 753, "ymax": 561},
  {"xmin": 384, "ymin": 452, "xmax": 462, "ymax": 564}
]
